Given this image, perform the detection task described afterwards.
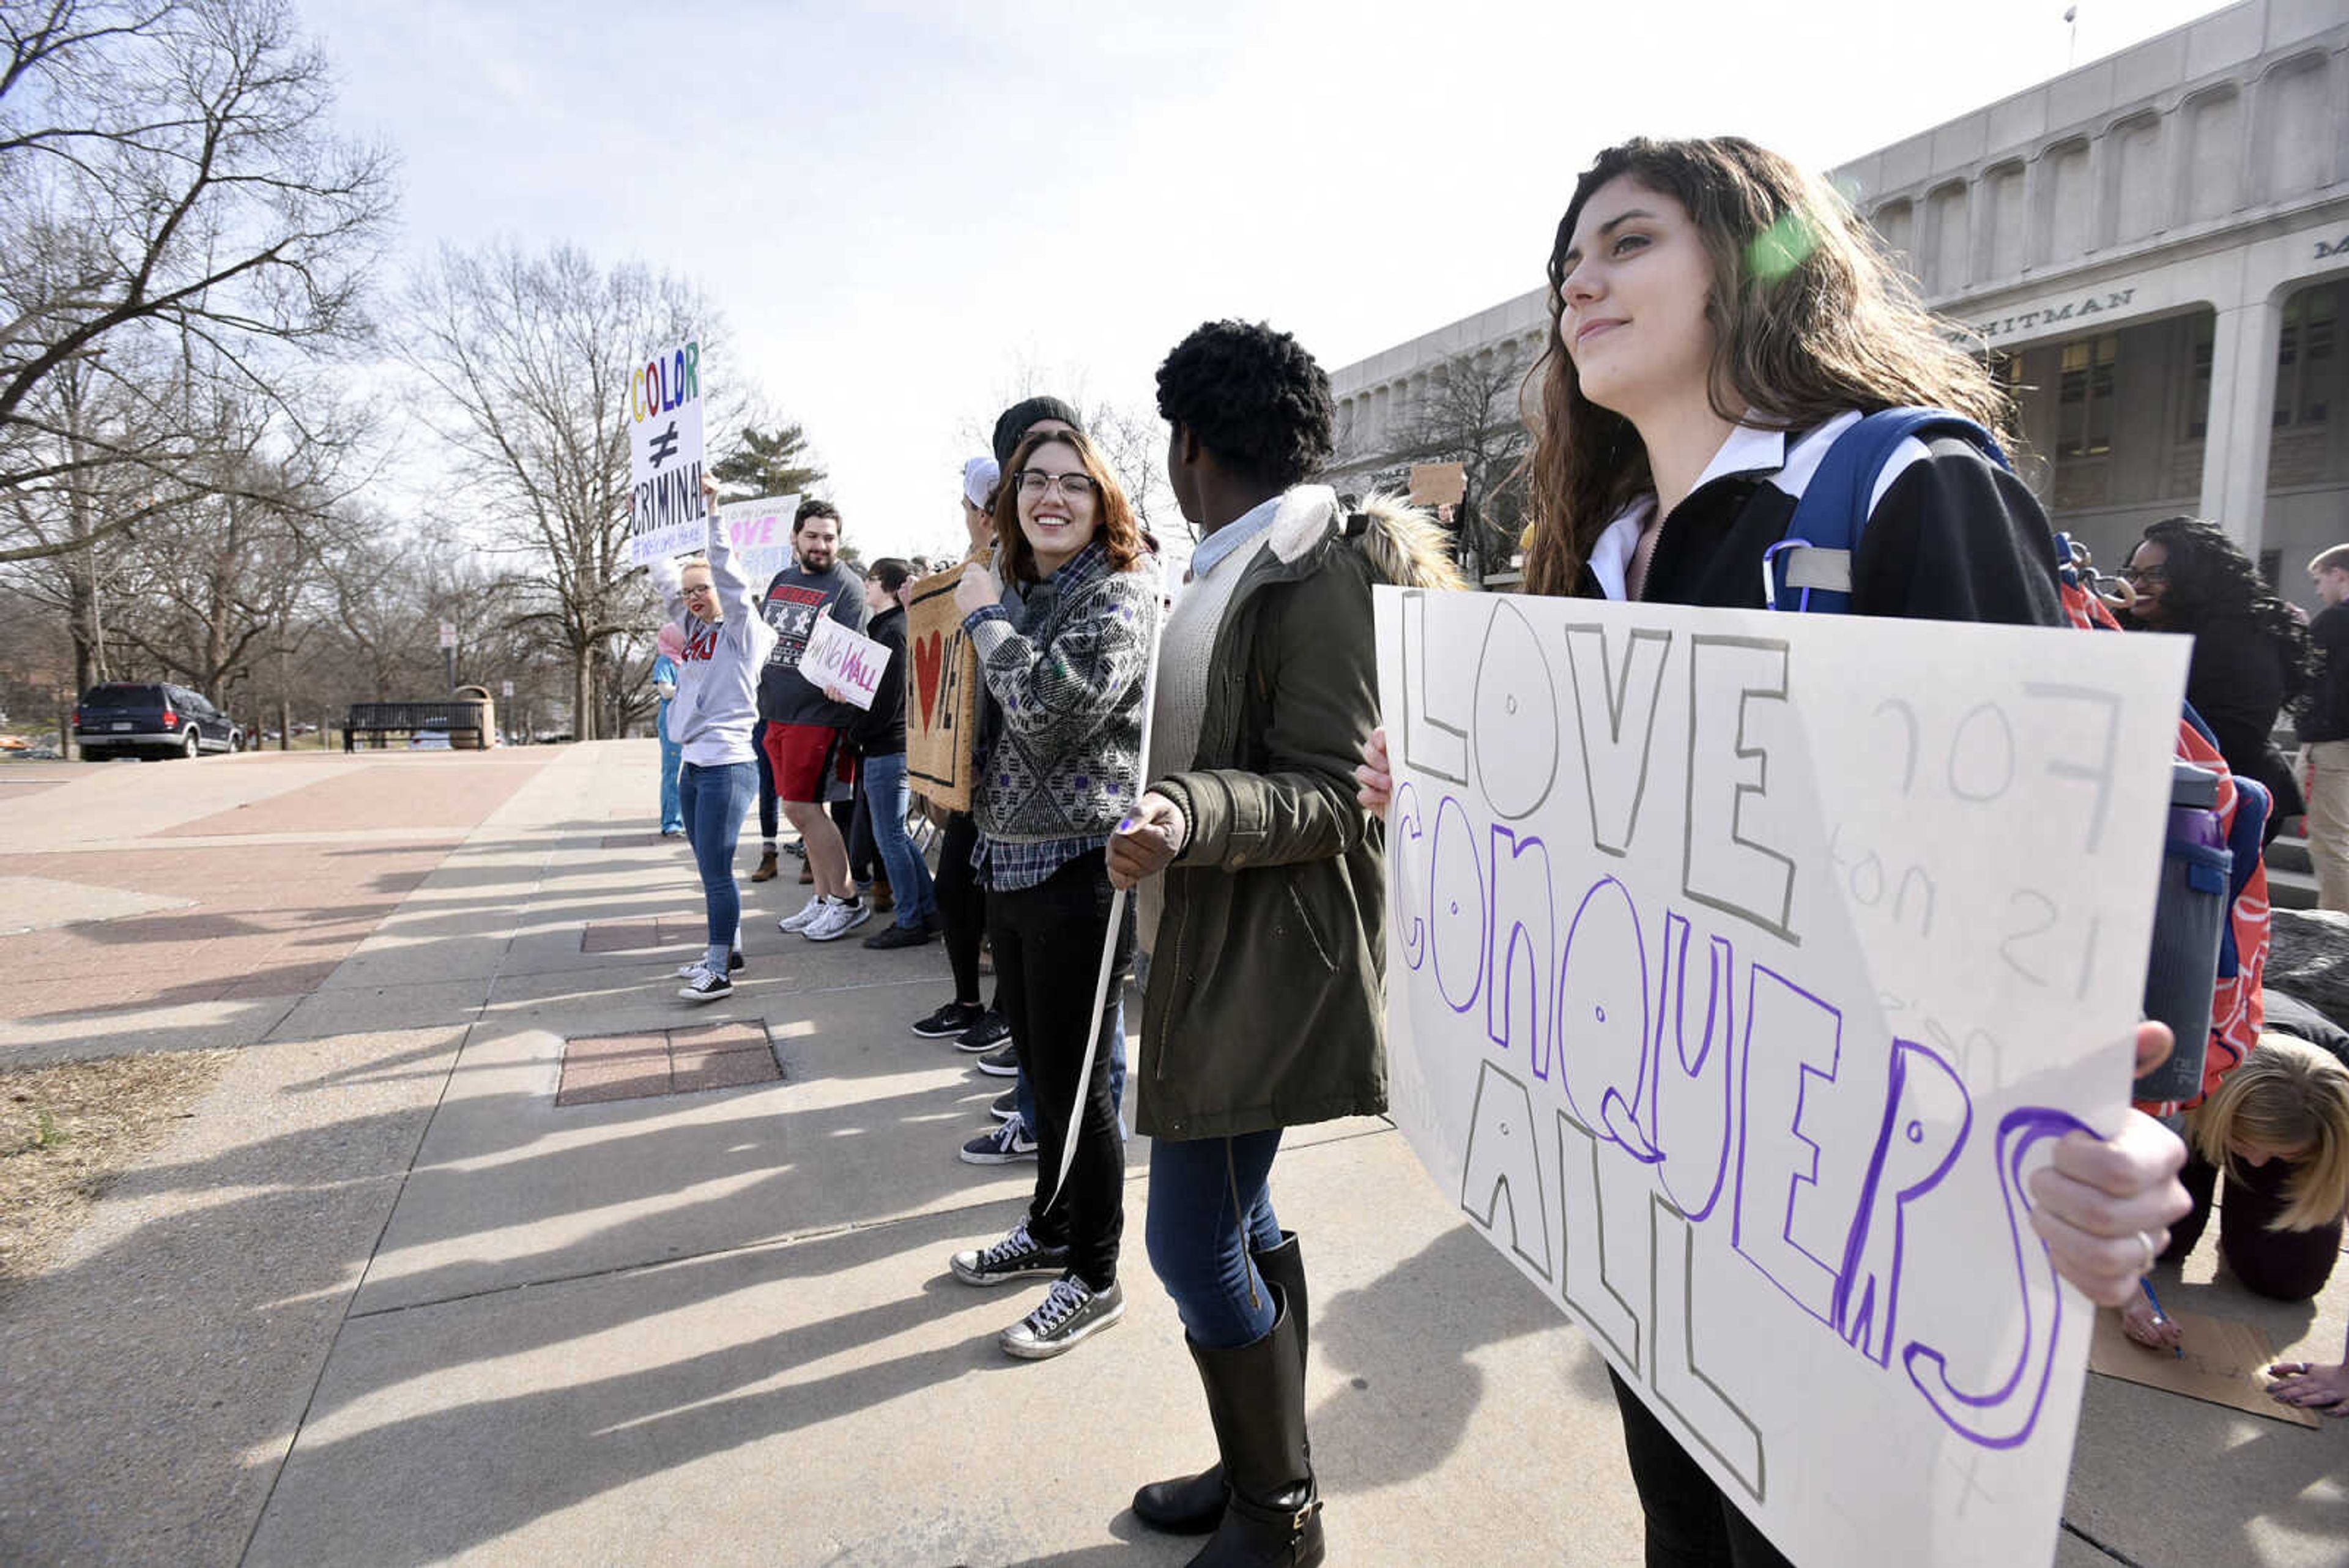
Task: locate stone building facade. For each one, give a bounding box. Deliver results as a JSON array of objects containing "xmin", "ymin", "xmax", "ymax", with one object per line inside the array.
[{"xmin": 1326, "ymin": 0, "xmax": 2349, "ymax": 590}]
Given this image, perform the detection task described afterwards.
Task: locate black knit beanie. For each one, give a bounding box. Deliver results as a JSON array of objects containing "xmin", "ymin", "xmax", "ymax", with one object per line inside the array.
[{"xmin": 991, "ymin": 396, "xmax": 1084, "ymax": 464}]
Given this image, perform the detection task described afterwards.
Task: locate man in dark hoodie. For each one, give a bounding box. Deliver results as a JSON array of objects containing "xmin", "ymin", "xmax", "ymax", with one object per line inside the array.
[
  {"xmin": 1108, "ymin": 320, "xmax": 1463, "ymax": 1566},
  {"xmin": 854, "ymin": 558, "xmax": 940, "ymax": 948}
]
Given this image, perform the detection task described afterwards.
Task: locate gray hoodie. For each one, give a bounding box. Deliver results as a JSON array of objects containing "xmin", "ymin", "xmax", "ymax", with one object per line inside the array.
[{"xmin": 649, "ymin": 513, "xmax": 777, "ymax": 768}]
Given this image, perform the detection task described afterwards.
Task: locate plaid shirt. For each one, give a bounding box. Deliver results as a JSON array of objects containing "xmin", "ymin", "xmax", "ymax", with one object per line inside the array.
[{"xmin": 971, "ymin": 830, "xmax": 1105, "ymax": 893}]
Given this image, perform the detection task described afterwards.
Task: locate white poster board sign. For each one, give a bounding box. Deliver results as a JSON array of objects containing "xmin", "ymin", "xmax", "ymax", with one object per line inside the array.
[
  {"xmin": 1372, "ymin": 586, "xmax": 2189, "ymax": 1568},
  {"xmin": 628, "ymin": 338, "xmax": 706, "ymax": 565},
  {"xmin": 716, "ymin": 493, "xmax": 801, "ymax": 589},
  {"xmin": 798, "ymin": 612, "xmax": 889, "ymax": 712}
]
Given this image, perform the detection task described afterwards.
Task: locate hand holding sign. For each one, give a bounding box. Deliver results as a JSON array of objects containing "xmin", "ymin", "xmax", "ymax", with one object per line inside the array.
[
  {"xmin": 954, "ymin": 562, "xmax": 1003, "ymax": 618},
  {"xmin": 798, "ymin": 614, "xmax": 889, "ymax": 711}
]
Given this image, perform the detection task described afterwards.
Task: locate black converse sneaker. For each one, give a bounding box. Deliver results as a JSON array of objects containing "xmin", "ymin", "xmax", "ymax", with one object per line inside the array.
[
  {"xmin": 1000, "ymin": 1275, "xmax": 1125, "ymax": 1359},
  {"xmin": 677, "ymin": 967, "xmax": 733, "ymax": 1002},
  {"xmin": 949, "ymin": 1220, "xmax": 1069, "ymax": 1287}
]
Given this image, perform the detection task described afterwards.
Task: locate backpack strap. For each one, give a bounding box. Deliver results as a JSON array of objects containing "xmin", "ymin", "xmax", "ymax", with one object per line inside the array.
[{"xmin": 1767, "ymin": 407, "xmax": 2011, "ymax": 614}]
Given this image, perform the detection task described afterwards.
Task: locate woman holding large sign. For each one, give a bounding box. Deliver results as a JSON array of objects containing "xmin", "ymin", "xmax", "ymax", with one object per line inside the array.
[
  {"xmin": 1356, "ymin": 136, "xmax": 2194, "ymax": 1567},
  {"xmin": 648, "ymin": 477, "xmax": 779, "ymax": 1002},
  {"xmin": 944, "ymin": 427, "xmax": 1159, "ymax": 1361}
]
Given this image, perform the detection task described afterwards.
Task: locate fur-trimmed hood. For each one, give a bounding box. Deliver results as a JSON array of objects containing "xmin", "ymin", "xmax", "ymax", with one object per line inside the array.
[{"xmin": 1263, "ymin": 484, "xmax": 1469, "ymax": 592}]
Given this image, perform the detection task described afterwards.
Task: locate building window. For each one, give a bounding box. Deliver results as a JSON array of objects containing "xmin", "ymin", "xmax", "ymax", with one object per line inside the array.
[
  {"xmin": 2057, "ymin": 335, "xmax": 2118, "ymax": 456},
  {"xmin": 2184, "ymin": 314, "xmax": 2215, "ymax": 440},
  {"xmin": 2276, "ymin": 285, "xmax": 2337, "ymax": 429}
]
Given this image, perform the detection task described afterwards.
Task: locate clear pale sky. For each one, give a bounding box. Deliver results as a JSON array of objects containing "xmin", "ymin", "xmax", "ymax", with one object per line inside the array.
[{"xmin": 305, "ymin": 0, "xmax": 2224, "ymax": 559}]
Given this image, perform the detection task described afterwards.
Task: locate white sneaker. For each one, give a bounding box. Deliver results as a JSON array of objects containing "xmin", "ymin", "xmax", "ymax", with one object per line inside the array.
[
  {"xmin": 778, "ymin": 894, "xmax": 827, "ymax": 934},
  {"xmin": 803, "ymin": 897, "xmax": 872, "ymax": 942}
]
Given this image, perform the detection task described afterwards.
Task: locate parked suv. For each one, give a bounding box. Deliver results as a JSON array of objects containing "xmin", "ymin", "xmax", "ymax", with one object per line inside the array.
[{"xmin": 73, "ymin": 682, "xmax": 242, "ymax": 761}]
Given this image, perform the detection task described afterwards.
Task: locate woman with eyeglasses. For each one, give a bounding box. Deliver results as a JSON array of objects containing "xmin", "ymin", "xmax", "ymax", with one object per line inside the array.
[
  {"xmin": 2122, "ymin": 516, "xmax": 2312, "ymax": 841},
  {"xmin": 647, "ymin": 477, "xmax": 779, "ymax": 1001},
  {"xmin": 944, "ymin": 426, "xmax": 1160, "ymax": 1361},
  {"xmin": 1353, "ymin": 135, "xmax": 2194, "ymax": 1568}
]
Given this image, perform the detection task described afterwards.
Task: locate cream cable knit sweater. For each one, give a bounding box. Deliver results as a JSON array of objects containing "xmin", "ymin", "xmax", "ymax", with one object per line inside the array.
[{"xmin": 1138, "ymin": 486, "xmax": 1342, "ymax": 951}]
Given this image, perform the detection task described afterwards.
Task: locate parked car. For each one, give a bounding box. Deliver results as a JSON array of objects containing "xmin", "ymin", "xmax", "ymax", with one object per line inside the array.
[{"xmin": 72, "ymin": 682, "xmax": 242, "ymax": 760}]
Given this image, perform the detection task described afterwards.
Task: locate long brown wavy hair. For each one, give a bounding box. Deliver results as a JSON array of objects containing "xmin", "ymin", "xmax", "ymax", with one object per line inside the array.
[
  {"xmin": 990, "ymin": 428, "xmax": 1148, "ymax": 585},
  {"xmin": 1520, "ymin": 136, "xmax": 2014, "ymax": 598}
]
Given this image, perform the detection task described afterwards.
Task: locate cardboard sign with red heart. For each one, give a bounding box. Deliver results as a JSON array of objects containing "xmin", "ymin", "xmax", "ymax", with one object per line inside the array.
[{"xmin": 902, "ymin": 562, "xmax": 980, "ymax": 812}]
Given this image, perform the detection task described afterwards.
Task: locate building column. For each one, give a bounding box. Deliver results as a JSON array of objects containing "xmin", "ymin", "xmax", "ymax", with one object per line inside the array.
[{"xmin": 2198, "ymin": 292, "xmax": 2282, "ymax": 554}]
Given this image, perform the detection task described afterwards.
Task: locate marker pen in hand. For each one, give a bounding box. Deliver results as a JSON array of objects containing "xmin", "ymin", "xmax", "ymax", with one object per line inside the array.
[{"xmin": 2140, "ymin": 1277, "xmax": 2183, "ymax": 1359}]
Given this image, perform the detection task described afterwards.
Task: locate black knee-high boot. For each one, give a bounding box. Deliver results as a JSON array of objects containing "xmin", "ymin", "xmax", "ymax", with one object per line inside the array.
[
  {"xmin": 1134, "ymin": 1233, "xmax": 1308, "ymax": 1534},
  {"xmin": 1185, "ymin": 1282, "xmax": 1322, "ymax": 1567}
]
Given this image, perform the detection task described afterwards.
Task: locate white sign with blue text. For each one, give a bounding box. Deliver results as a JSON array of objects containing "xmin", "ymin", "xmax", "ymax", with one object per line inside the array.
[{"xmin": 1372, "ymin": 586, "xmax": 2189, "ymax": 1568}]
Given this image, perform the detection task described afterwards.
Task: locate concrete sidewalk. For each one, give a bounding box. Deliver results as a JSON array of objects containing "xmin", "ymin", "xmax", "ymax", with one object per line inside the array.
[{"xmin": 0, "ymin": 743, "xmax": 2341, "ymax": 1567}]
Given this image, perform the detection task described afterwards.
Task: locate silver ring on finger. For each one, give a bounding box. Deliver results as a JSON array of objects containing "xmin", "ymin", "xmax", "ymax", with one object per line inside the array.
[{"xmin": 2135, "ymin": 1229, "xmax": 2159, "ymax": 1273}]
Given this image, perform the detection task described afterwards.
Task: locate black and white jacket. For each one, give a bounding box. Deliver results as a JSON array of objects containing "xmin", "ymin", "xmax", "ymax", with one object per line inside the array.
[{"xmin": 1582, "ymin": 412, "xmax": 2066, "ymax": 629}]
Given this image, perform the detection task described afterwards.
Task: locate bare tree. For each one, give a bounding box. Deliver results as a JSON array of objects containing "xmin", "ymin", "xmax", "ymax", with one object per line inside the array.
[
  {"xmin": 0, "ymin": 0, "xmax": 394, "ymax": 562},
  {"xmin": 105, "ymin": 360, "xmax": 367, "ymax": 704},
  {"xmin": 1344, "ymin": 341, "xmax": 1537, "ymax": 580},
  {"xmin": 399, "ymin": 242, "xmax": 742, "ymax": 739}
]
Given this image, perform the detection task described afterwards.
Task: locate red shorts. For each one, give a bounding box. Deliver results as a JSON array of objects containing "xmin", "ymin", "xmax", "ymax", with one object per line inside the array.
[{"xmin": 763, "ymin": 721, "xmax": 853, "ymax": 804}]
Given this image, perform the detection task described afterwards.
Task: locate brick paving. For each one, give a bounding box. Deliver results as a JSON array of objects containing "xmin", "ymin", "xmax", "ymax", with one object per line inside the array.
[
  {"xmin": 0, "ymin": 752, "xmax": 562, "ymax": 1024},
  {"xmin": 578, "ymin": 918, "xmax": 700, "ymax": 953},
  {"xmin": 163, "ymin": 760, "xmax": 538, "ymax": 837},
  {"xmin": 554, "ymin": 1020, "xmax": 779, "ymax": 1104},
  {"xmin": 0, "ymin": 841, "xmax": 454, "ymax": 1017}
]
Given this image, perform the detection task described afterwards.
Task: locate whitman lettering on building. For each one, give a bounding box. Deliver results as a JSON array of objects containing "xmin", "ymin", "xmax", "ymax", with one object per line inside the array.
[{"xmin": 1973, "ymin": 289, "xmax": 2139, "ymax": 343}]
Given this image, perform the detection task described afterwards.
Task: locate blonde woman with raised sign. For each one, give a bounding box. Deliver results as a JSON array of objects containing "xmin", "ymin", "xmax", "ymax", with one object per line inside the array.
[
  {"xmin": 648, "ymin": 475, "xmax": 778, "ymax": 1003},
  {"xmin": 1353, "ymin": 136, "xmax": 2193, "ymax": 1568}
]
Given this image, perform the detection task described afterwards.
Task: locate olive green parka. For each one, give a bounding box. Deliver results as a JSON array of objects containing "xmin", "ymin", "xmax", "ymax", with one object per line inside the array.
[{"xmin": 1137, "ymin": 486, "xmax": 1464, "ymax": 1140}]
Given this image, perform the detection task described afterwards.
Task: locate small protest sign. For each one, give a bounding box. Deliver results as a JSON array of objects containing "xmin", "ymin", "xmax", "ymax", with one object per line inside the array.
[
  {"xmin": 2087, "ymin": 1307, "xmax": 2321, "ymax": 1428},
  {"xmin": 628, "ymin": 339, "xmax": 705, "ymax": 565},
  {"xmin": 1408, "ymin": 461, "xmax": 1466, "ymax": 508},
  {"xmin": 716, "ymin": 494, "xmax": 800, "ymax": 588},
  {"xmin": 904, "ymin": 561, "xmax": 981, "ymax": 811},
  {"xmin": 798, "ymin": 612, "xmax": 889, "ymax": 712},
  {"xmin": 1373, "ymin": 586, "xmax": 2191, "ymax": 1568}
]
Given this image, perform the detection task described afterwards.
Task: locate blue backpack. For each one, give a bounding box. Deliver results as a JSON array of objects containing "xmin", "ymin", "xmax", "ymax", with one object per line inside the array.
[{"xmin": 1763, "ymin": 407, "xmax": 2008, "ymax": 614}]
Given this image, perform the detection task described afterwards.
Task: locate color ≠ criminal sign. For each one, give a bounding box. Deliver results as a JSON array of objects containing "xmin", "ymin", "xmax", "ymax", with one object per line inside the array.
[{"xmin": 628, "ymin": 339, "xmax": 705, "ymax": 565}]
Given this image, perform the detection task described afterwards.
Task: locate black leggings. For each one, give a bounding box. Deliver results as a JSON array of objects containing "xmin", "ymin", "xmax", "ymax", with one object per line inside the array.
[
  {"xmin": 937, "ymin": 812, "xmax": 991, "ymax": 1008},
  {"xmin": 1609, "ymin": 1371, "xmax": 1791, "ymax": 1568},
  {"xmin": 2162, "ymin": 1149, "xmax": 2342, "ymax": 1301},
  {"xmin": 993, "ymin": 850, "xmax": 1130, "ymax": 1291}
]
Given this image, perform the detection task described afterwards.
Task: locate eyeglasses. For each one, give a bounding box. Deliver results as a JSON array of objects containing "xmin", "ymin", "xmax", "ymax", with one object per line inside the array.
[
  {"xmin": 2120, "ymin": 564, "xmax": 2168, "ymax": 584},
  {"xmin": 1014, "ymin": 469, "xmax": 1099, "ymax": 499},
  {"xmin": 682, "ymin": 581, "xmax": 716, "ymax": 596}
]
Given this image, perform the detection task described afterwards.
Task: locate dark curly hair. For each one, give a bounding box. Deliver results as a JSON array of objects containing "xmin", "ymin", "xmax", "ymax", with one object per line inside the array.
[
  {"xmin": 2137, "ymin": 516, "xmax": 2315, "ymax": 701},
  {"xmin": 1155, "ymin": 320, "xmax": 1335, "ymax": 488}
]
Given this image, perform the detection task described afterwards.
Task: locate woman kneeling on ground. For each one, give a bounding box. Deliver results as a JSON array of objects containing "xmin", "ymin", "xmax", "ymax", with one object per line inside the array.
[{"xmin": 2122, "ymin": 993, "xmax": 2349, "ymax": 1414}]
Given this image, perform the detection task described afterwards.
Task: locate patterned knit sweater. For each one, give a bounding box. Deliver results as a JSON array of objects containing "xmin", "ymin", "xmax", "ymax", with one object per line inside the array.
[{"xmin": 966, "ymin": 541, "xmax": 1161, "ymax": 846}]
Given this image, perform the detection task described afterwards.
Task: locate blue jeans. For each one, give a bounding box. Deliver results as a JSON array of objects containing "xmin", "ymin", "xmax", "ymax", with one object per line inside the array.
[
  {"xmin": 1015, "ymin": 994, "xmax": 1124, "ymax": 1131},
  {"xmin": 658, "ymin": 729, "xmax": 684, "ymax": 833},
  {"xmin": 860, "ymin": 751, "xmax": 937, "ymax": 929},
  {"xmin": 1146, "ymin": 1128, "xmax": 1284, "ymax": 1349},
  {"xmin": 751, "ymin": 720, "xmax": 779, "ymax": 843},
  {"xmin": 678, "ymin": 760, "xmax": 756, "ymax": 951}
]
